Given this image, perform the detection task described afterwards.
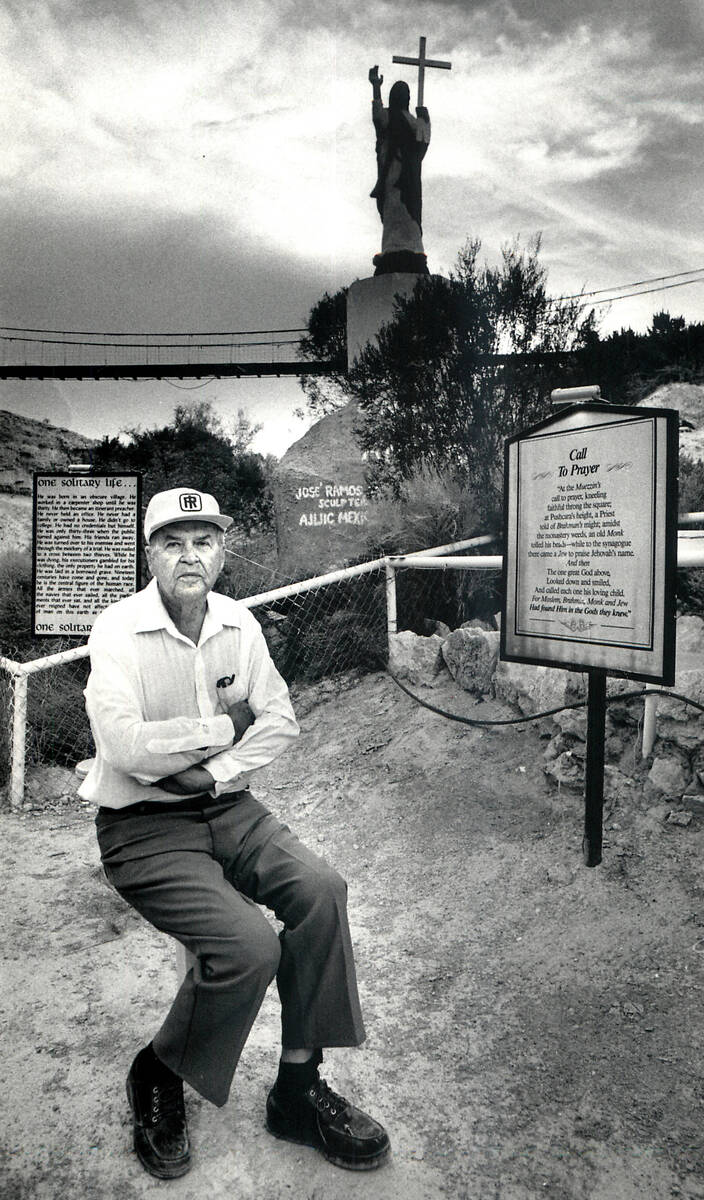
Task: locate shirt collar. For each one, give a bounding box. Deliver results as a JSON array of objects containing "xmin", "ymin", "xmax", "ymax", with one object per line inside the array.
[{"xmin": 135, "ymin": 578, "xmax": 242, "ymax": 645}]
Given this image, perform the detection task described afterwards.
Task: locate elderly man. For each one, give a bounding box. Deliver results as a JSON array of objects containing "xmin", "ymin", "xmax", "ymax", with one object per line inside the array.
[{"xmin": 79, "ymin": 486, "xmax": 389, "ymax": 1179}]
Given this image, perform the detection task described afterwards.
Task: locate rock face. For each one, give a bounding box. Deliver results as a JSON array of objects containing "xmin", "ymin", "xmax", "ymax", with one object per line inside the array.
[
  {"xmin": 272, "ymin": 401, "xmax": 451, "ymax": 579},
  {"xmin": 494, "ymin": 659, "xmax": 587, "ymax": 716},
  {"xmin": 0, "ymin": 410, "xmax": 97, "ymax": 554},
  {"xmin": 272, "ymin": 403, "xmax": 381, "ymax": 578},
  {"xmin": 442, "ymin": 626, "xmax": 500, "ymax": 695},
  {"xmin": 388, "ymin": 630, "xmax": 446, "ymax": 686},
  {"xmin": 0, "ymin": 409, "xmax": 96, "ymax": 496}
]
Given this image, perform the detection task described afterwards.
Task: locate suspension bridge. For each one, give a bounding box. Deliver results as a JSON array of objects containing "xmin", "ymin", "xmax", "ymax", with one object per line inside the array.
[{"xmin": 0, "ymin": 326, "xmax": 332, "ymax": 380}]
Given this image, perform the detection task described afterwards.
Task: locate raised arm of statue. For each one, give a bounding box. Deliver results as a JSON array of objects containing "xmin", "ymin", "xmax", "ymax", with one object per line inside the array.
[{"xmin": 368, "ymin": 64, "xmax": 384, "ymax": 102}]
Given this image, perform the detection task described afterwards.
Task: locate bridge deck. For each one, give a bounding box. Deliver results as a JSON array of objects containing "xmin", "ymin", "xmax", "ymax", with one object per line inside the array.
[{"xmin": 0, "ymin": 360, "xmax": 332, "ymax": 380}]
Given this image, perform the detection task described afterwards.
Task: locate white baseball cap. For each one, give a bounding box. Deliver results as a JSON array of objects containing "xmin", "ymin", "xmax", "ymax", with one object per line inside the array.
[{"xmin": 144, "ymin": 487, "xmax": 234, "ymax": 542}]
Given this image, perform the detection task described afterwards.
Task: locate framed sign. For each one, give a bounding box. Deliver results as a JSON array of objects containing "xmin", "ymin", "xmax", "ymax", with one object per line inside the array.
[
  {"xmin": 501, "ymin": 403, "xmax": 678, "ymax": 684},
  {"xmin": 32, "ymin": 472, "xmax": 142, "ymax": 637}
]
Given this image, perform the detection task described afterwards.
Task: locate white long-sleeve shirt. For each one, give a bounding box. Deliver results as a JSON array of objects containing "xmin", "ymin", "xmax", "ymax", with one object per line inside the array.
[{"xmin": 78, "ymin": 578, "xmax": 299, "ymax": 809}]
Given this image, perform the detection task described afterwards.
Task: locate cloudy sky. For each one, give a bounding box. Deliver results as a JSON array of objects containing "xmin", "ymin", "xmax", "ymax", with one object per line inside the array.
[{"xmin": 1, "ymin": 0, "xmax": 703, "ymax": 455}]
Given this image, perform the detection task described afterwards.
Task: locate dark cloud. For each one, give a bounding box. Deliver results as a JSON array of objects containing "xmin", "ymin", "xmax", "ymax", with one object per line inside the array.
[
  {"xmin": 271, "ymin": 0, "xmax": 702, "ymax": 60},
  {"xmin": 496, "ymin": 0, "xmax": 703, "ymax": 57},
  {"xmin": 0, "ymin": 195, "xmax": 337, "ymax": 332}
]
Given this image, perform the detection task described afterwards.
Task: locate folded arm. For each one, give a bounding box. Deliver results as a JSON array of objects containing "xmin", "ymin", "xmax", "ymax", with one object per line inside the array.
[
  {"xmin": 84, "ymin": 625, "xmax": 235, "ymax": 782},
  {"xmin": 203, "ymin": 620, "xmax": 299, "ymax": 796}
]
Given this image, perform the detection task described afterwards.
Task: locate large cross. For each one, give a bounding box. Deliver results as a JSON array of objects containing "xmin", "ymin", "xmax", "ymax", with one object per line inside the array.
[{"xmin": 392, "ymin": 36, "xmax": 452, "ymax": 108}]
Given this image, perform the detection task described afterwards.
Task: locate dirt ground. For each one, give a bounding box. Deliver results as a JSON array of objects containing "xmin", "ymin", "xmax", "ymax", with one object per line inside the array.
[{"xmin": 2, "ymin": 668, "xmax": 704, "ymax": 1200}]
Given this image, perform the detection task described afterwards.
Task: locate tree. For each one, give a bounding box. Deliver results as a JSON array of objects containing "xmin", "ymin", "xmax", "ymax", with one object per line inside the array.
[
  {"xmin": 298, "ymin": 236, "xmax": 597, "ymax": 528},
  {"xmin": 91, "ymin": 401, "xmax": 274, "ymax": 535},
  {"xmin": 296, "ymin": 288, "xmax": 349, "ymax": 417}
]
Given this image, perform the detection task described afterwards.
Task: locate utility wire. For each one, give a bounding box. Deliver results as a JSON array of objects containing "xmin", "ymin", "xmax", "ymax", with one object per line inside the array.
[
  {"xmin": 576, "ymin": 277, "xmax": 704, "ymax": 310},
  {"xmin": 550, "ymin": 267, "xmax": 704, "ymax": 304}
]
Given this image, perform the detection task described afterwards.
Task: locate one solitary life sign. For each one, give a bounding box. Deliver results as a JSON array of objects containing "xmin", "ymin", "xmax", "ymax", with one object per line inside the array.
[
  {"xmin": 501, "ymin": 403, "xmax": 678, "ymax": 684},
  {"xmin": 32, "ymin": 473, "xmax": 142, "ymax": 637}
]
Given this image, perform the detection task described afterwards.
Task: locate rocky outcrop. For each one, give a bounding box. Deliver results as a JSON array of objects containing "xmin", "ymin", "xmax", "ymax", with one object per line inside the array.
[
  {"xmin": 639, "ymin": 382, "xmax": 704, "ymax": 462},
  {"xmin": 384, "ymin": 614, "xmax": 704, "ymax": 810},
  {"xmin": 0, "ymin": 409, "xmax": 96, "ymax": 496},
  {"xmin": 272, "ymin": 404, "xmax": 380, "ymax": 578},
  {"xmin": 0, "ymin": 410, "xmax": 97, "ymax": 553}
]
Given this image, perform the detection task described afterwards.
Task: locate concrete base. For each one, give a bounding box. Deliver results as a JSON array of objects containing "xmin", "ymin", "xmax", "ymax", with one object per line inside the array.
[{"xmin": 346, "ymin": 273, "xmax": 444, "ymax": 369}]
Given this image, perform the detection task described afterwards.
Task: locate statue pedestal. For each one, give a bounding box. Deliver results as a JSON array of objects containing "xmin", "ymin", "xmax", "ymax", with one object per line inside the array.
[{"xmin": 347, "ymin": 273, "xmax": 443, "ymax": 369}]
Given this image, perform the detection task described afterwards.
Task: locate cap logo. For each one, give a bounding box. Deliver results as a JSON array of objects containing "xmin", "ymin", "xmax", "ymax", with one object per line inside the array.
[{"xmin": 179, "ymin": 493, "xmax": 202, "ymax": 512}]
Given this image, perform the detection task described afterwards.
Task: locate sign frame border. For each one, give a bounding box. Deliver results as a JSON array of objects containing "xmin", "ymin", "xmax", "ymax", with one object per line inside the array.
[
  {"xmin": 31, "ymin": 470, "xmax": 143, "ymax": 639},
  {"xmin": 500, "ymin": 402, "xmax": 679, "ymax": 686}
]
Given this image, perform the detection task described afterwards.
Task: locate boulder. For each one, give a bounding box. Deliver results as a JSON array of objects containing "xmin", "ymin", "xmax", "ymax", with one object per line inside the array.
[
  {"xmin": 553, "ymin": 707, "xmax": 588, "ymax": 740},
  {"xmin": 676, "ymin": 615, "xmax": 704, "ymax": 655},
  {"xmin": 645, "ymin": 754, "xmax": 691, "ymax": 800},
  {"xmin": 388, "ymin": 630, "xmax": 446, "ymax": 687},
  {"xmin": 442, "ymin": 627, "xmax": 499, "ymax": 695},
  {"xmin": 544, "ymin": 749, "xmax": 583, "ymax": 789},
  {"xmin": 653, "ymin": 668, "xmax": 704, "ymax": 750},
  {"xmin": 272, "ymin": 403, "xmax": 378, "ymax": 577},
  {"xmin": 493, "ymin": 660, "xmax": 586, "ymax": 716}
]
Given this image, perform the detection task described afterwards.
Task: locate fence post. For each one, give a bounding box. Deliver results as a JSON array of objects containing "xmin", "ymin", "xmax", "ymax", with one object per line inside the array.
[
  {"xmin": 10, "ymin": 672, "xmax": 28, "ymax": 811},
  {"xmin": 385, "ymin": 562, "xmax": 397, "ymax": 655},
  {"xmin": 641, "ymin": 684, "xmax": 658, "ymax": 759}
]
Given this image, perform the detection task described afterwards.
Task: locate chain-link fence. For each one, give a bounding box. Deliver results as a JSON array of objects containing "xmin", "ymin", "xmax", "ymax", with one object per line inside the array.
[{"xmin": 0, "ymin": 536, "xmax": 500, "ymax": 809}]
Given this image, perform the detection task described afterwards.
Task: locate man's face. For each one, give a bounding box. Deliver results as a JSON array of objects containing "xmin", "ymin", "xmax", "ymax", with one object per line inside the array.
[{"xmin": 146, "ymin": 521, "xmax": 225, "ymax": 607}]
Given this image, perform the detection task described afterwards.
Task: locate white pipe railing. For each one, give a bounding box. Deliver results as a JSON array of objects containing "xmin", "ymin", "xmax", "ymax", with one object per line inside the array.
[
  {"xmin": 387, "ymin": 554, "xmax": 503, "ymax": 571},
  {"xmin": 0, "ymin": 534, "xmax": 498, "ymax": 809}
]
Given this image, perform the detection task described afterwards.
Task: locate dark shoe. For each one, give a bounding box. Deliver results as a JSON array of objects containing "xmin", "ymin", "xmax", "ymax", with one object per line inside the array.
[
  {"xmin": 126, "ymin": 1057, "xmax": 191, "ymax": 1179},
  {"xmin": 266, "ymin": 1075, "xmax": 390, "ymax": 1171}
]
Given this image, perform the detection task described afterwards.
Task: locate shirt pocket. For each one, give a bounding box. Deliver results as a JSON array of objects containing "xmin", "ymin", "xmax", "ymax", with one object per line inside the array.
[{"xmin": 215, "ymin": 676, "xmax": 248, "ymax": 708}]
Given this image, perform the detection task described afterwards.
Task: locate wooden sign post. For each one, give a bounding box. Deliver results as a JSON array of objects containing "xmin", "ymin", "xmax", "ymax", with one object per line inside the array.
[{"xmin": 501, "ymin": 399, "xmax": 678, "ymax": 865}]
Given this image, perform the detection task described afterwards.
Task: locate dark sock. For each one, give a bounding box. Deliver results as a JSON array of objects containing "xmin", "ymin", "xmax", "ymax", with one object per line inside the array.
[
  {"xmin": 134, "ymin": 1042, "xmax": 180, "ymax": 1086},
  {"xmin": 275, "ymin": 1050, "xmax": 322, "ymax": 1097}
]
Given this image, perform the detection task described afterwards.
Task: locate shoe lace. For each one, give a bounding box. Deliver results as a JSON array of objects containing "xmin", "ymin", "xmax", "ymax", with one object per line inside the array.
[
  {"xmin": 309, "ymin": 1076, "xmax": 348, "ymax": 1120},
  {"xmin": 150, "ymin": 1079, "xmax": 185, "ymax": 1128}
]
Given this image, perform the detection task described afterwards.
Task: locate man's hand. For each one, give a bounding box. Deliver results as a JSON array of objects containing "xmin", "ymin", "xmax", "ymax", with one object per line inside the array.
[
  {"xmin": 369, "ymin": 65, "xmax": 383, "ymax": 93},
  {"xmin": 154, "ymin": 765, "xmax": 215, "ymax": 795},
  {"xmin": 228, "ymin": 699, "xmax": 256, "ymax": 743}
]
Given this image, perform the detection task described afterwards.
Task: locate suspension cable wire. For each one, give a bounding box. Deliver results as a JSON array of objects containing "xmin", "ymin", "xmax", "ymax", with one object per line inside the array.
[
  {"xmin": 163, "ymin": 377, "xmax": 217, "ymax": 391},
  {"xmin": 1, "ymin": 268, "xmax": 703, "ymax": 341},
  {"xmin": 0, "ymin": 334, "xmax": 302, "ymax": 348},
  {"xmin": 0, "ymin": 324, "xmax": 307, "ymax": 337}
]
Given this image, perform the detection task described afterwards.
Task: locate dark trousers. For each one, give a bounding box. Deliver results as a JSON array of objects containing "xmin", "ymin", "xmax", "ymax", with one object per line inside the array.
[{"xmin": 96, "ymin": 790, "xmax": 366, "ymax": 1106}]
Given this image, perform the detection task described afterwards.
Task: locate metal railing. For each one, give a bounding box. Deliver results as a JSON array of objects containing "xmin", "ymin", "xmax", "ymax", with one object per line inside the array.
[
  {"xmin": 2, "ymin": 528, "xmax": 704, "ymax": 810},
  {"xmin": 0, "ymin": 535, "xmax": 496, "ymax": 809}
]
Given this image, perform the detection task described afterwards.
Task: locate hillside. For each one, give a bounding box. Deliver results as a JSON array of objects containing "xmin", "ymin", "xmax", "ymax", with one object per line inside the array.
[
  {"xmin": 0, "ymin": 409, "xmax": 97, "ymax": 495},
  {"xmin": 0, "ymin": 409, "xmax": 97, "ymax": 553}
]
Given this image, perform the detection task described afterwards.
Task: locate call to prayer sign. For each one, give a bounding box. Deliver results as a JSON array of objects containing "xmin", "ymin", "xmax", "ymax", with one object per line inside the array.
[
  {"xmin": 501, "ymin": 404, "xmax": 678, "ymax": 684},
  {"xmin": 32, "ymin": 473, "xmax": 142, "ymax": 637}
]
